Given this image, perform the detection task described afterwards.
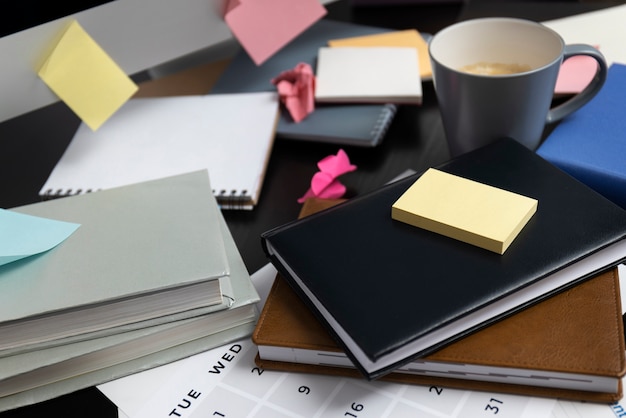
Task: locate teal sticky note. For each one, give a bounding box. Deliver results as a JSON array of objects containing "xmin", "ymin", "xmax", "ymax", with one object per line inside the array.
[{"xmin": 0, "ymin": 209, "xmax": 80, "ymax": 267}]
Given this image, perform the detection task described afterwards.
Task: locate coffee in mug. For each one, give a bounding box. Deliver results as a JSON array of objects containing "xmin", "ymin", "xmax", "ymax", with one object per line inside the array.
[{"xmin": 459, "ymin": 62, "xmax": 532, "ymax": 75}]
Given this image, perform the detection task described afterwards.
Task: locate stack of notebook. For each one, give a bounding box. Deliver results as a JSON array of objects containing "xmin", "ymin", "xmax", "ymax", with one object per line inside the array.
[
  {"xmin": 0, "ymin": 170, "xmax": 260, "ymax": 412},
  {"xmin": 254, "ymin": 138, "xmax": 626, "ymax": 402}
]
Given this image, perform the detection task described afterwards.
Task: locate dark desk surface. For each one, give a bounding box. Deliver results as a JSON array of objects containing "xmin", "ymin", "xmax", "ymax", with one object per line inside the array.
[{"xmin": 0, "ymin": 1, "xmax": 622, "ymax": 417}]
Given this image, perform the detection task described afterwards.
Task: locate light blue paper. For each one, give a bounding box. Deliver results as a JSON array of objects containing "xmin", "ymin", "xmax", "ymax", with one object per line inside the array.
[{"xmin": 0, "ymin": 209, "xmax": 80, "ymax": 267}]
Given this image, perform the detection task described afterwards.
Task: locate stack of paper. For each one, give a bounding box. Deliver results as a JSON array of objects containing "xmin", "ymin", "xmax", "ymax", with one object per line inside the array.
[
  {"xmin": 314, "ymin": 26, "xmax": 426, "ymax": 105},
  {"xmin": 314, "ymin": 46, "xmax": 423, "ymax": 104},
  {"xmin": 328, "ymin": 28, "xmax": 432, "ymax": 79},
  {"xmin": 0, "ymin": 170, "xmax": 260, "ymax": 412}
]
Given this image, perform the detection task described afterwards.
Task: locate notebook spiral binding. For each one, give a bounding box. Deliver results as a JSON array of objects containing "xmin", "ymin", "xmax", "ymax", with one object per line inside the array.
[
  {"xmin": 370, "ymin": 104, "xmax": 397, "ymax": 142},
  {"xmin": 41, "ymin": 188, "xmax": 99, "ymax": 201},
  {"xmin": 41, "ymin": 187, "xmax": 254, "ymax": 209},
  {"xmin": 214, "ymin": 189, "xmax": 253, "ymax": 210}
]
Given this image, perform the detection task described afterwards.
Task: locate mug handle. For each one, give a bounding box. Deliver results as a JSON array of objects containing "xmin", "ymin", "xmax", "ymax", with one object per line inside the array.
[{"xmin": 546, "ymin": 44, "xmax": 608, "ymax": 124}]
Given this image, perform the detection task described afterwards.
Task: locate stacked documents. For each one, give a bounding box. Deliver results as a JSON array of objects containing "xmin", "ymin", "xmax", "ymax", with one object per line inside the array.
[{"xmin": 0, "ymin": 170, "xmax": 260, "ymax": 411}]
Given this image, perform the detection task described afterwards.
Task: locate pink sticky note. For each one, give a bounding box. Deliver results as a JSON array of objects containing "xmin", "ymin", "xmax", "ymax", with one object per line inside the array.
[
  {"xmin": 313, "ymin": 174, "xmax": 347, "ymax": 197},
  {"xmin": 225, "ymin": 0, "xmax": 327, "ymax": 66},
  {"xmin": 298, "ymin": 175, "xmax": 347, "ymax": 202},
  {"xmin": 272, "ymin": 63, "xmax": 315, "ymax": 123},
  {"xmin": 316, "ymin": 148, "xmax": 357, "ymax": 177},
  {"xmin": 555, "ymin": 54, "xmax": 599, "ymax": 95},
  {"xmin": 298, "ymin": 149, "xmax": 357, "ymax": 203}
]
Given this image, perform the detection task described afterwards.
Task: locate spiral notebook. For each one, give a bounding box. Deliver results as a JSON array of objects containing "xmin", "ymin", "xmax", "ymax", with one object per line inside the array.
[
  {"xmin": 39, "ymin": 92, "xmax": 279, "ymax": 210},
  {"xmin": 210, "ymin": 19, "xmax": 399, "ymax": 147}
]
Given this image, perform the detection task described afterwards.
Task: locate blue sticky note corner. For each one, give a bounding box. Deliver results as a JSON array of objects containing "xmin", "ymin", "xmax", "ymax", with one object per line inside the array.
[{"xmin": 0, "ymin": 209, "xmax": 80, "ymax": 267}]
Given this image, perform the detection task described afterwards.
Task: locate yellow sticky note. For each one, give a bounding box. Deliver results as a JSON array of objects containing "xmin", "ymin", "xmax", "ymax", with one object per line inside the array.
[
  {"xmin": 328, "ymin": 29, "xmax": 431, "ymax": 79},
  {"xmin": 38, "ymin": 20, "xmax": 138, "ymax": 131},
  {"xmin": 391, "ymin": 168, "xmax": 538, "ymax": 254}
]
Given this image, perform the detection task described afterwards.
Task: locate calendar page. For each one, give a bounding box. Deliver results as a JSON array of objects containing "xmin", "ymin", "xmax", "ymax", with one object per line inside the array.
[
  {"xmin": 101, "ymin": 337, "xmax": 556, "ymax": 418},
  {"xmin": 99, "ymin": 264, "xmax": 626, "ymax": 418}
]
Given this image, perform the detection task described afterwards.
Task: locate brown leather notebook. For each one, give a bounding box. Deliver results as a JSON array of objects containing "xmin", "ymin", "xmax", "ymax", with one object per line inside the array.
[{"xmin": 253, "ymin": 198, "xmax": 626, "ymax": 403}]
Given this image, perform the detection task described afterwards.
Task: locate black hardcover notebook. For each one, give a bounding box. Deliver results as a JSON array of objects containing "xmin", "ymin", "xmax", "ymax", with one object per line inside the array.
[
  {"xmin": 261, "ymin": 138, "xmax": 626, "ymax": 380},
  {"xmin": 210, "ymin": 19, "xmax": 398, "ymax": 147}
]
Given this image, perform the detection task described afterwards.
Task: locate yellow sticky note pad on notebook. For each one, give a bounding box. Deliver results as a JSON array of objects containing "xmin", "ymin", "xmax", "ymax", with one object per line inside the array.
[
  {"xmin": 391, "ymin": 168, "xmax": 537, "ymax": 254},
  {"xmin": 38, "ymin": 20, "xmax": 138, "ymax": 131},
  {"xmin": 328, "ymin": 29, "xmax": 431, "ymax": 79}
]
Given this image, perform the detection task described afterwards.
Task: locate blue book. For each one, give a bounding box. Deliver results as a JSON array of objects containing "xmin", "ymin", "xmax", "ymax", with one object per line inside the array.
[{"xmin": 537, "ymin": 63, "xmax": 626, "ymax": 208}]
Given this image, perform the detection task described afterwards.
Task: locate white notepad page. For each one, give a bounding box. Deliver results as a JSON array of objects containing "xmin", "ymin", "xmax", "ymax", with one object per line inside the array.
[
  {"xmin": 40, "ymin": 92, "xmax": 279, "ymax": 209},
  {"xmin": 314, "ymin": 46, "xmax": 422, "ymax": 104}
]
